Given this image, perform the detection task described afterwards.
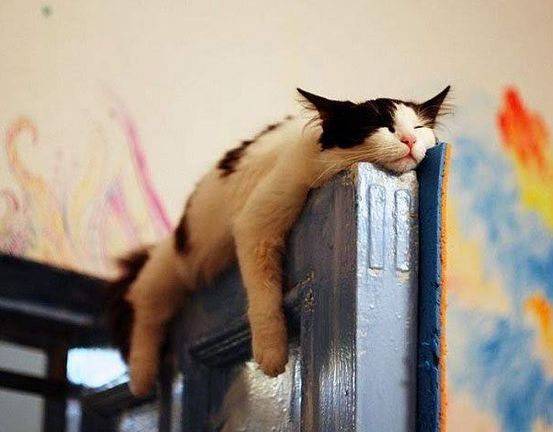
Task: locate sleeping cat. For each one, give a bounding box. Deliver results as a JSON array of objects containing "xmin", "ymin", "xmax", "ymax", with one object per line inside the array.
[{"xmin": 107, "ymin": 86, "xmax": 451, "ymax": 397}]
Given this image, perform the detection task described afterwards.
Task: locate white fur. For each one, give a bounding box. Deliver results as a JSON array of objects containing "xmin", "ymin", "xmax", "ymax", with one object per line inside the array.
[{"xmin": 124, "ymin": 106, "xmax": 438, "ymax": 396}]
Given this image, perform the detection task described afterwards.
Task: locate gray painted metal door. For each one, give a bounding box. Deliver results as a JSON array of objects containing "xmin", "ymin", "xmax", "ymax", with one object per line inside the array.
[{"xmin": 173, "ymin": 144, "xmax": 447, "ymax": 431}]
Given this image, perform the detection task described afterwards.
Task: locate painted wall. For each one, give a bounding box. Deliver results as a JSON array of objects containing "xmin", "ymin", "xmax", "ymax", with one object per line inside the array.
[{"xmin": 0, "ymin": 1, "xmax": 552, "ymax": 430}]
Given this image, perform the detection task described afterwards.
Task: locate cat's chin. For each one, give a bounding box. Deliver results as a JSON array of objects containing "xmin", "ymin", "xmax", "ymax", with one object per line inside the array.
[{"xmin": 384, "ymin": 155, "xmax": 419, "ymax": 174}]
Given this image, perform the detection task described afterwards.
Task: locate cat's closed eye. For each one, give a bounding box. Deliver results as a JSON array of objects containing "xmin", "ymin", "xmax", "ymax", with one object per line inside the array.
[{"xmin": 414, "ymin": 125, "xmax": 425, "ymax": 129}]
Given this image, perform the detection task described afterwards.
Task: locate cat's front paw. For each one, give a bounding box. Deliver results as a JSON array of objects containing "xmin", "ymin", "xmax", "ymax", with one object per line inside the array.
[{"xmin": 254, "ymin": 341, "xmax": 288, "ymax": 377}]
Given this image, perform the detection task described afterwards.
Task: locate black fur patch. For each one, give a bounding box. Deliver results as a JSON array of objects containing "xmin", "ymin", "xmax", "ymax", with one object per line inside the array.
[
  {"xmin": 413, "ymin": 85, "xmax": 452, "ymax": 127},
  {"xmin": 217, "ymin": 116, "xmax": 293, "ymax": 177},
  {"xmin": 174, "ymin": 213, "xmax": 189, "ymax": 253},
  {"xmin": 298, "ymin": 88, "xmax": 399, "ymax": 150},
  {"xmin": 217, "ymin": 140, "xmax": 253, "ymax": 177},
  {"xmin": 320, "ymin": 98, "xmax": 398, "ymax": 150},
  {"xmin": 174, "ymin": 195, "xmax": 194, "ymax": 254},
  {"xmin": 105, "ymin": 247, "xmax": 150, "ymax": 361}
]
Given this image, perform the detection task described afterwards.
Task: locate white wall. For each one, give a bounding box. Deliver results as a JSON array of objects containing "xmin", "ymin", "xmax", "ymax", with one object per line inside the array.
[{"xmin": 1, "ymin": 1, "xmax": 551, "ymax": 220}]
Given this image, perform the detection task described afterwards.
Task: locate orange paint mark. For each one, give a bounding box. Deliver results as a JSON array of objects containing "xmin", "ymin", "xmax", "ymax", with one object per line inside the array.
[
  {"xmin": 525, "ymin": 293, "xmax": 553, "ymax": 378},
  {"xmin": 498, "ymin": 88, "xmax": 550, "ymax": 174},
  {"xmin": 440, "ymin": 143, "xmax": 452, "ymax": 431},
  {"xmin": 497, "ymin": 87, "xmax": 553, "ymax": 230}
]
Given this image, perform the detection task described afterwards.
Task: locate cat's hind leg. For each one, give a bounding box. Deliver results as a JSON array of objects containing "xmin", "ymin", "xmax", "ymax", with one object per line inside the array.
[
  {"xmin": 127, "ymin": 310, "xmax": 167, "ymax": 396},
  {"xmin": 124, "ymin": 238, "xmax": 186, "ymax": 396}
]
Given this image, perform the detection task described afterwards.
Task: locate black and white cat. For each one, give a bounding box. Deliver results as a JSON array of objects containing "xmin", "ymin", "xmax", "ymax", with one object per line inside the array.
[{"xmin": 108, "ymin": 86, "xmax": 451, "ymax": 397}]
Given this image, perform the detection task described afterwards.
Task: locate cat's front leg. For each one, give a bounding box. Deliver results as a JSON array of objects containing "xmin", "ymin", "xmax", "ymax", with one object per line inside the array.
[
  {"xmin": 234, "ymin": 181, "xmax": 308, "ymax": 376},
  {"xmin": 235, "ymin": 233, "xmax": 288, "ymax": 376}
]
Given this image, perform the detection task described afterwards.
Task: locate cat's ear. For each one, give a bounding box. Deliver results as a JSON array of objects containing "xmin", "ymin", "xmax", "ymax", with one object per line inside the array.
[
  {"xmin": 418, "ymin": 85, "xmax": 452, "ymax": 125},
  {"xmin": 297, "ymin": 88, "xmax": 348, "ymax": 121}
]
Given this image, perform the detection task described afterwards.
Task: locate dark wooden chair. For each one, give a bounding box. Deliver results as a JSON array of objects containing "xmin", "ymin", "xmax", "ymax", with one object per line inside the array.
[{"xmin": 0, "ymin": 254, "xmax": 109, "ymax": 431}]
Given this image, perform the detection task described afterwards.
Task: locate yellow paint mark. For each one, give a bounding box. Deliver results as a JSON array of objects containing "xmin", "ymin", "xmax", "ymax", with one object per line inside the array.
[
  {"xmin": 447, "ymin": 391, "xmax": 500, "ymax": 432},
  {"xmin": 533, "ymin": 418, "xmax": 553, "ymax": 432},
  {"xmin": 446, "ymin": 199, "xmax": 511, "ymax": 315}
]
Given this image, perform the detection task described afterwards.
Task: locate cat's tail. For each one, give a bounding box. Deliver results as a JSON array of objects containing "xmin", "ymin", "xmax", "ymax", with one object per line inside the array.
[{"xmin": 106, "ymin": 247, "xmax": 151, "ymax": 362}]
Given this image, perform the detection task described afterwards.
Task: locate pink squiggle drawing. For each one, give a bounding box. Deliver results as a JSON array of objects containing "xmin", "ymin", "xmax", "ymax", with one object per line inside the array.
[
  {"xmin": 0, "ymin": 188, "xmax": 32, "ymax": 255},
  {"xmin": 1, "ymin": 188, "xmax": 19, "ymax": 212},
  {"xmin": 106, "ymin": 180, "xmax": 142, "ymax": 243},
  {"xmin": 98, "ymin": 186, "xmax": 139, "ymax": 267},
  {"xmin": 110, "ymin": 103, "xmax": 172, "ymax": 235}
]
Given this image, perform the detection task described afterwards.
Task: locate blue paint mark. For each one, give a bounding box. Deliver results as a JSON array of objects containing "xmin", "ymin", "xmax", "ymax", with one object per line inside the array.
[
  {"xmin": 448, "ymin": 124, "xmax": 553, "ymax": 431},
  {"xmin": 452, "ymin": 133, "xmax": 553, "ymax": 306},
  {"xmin": 449, "ymin": 307, "xmax": 553, "ymax": 430}
]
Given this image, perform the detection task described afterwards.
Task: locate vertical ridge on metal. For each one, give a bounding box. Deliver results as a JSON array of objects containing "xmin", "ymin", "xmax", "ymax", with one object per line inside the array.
[
  {"xmin": 296, "ymin": 162, "xmax": 420, "ymax": 432},
  {"xmin": 415, "ymin": 143, "xmax": 450, "ymax": 432},
  {"xmin": 353, "ymin": 164, "xmax": 419, "ymax": 432}
]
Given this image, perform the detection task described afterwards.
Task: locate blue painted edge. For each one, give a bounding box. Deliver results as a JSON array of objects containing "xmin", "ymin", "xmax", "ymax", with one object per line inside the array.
[{"xmin": 415, "ymin": 143, "xmax": 448, "ymax": 432}]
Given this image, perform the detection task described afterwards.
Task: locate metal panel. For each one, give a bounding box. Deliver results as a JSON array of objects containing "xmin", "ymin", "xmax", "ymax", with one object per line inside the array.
[
  {"xmin": 292, "ymin": 169, "xmax": 357, "ymax": 432},
  {"xmin": 209, "ymin": 344, "xmax": 301, "ymax": 431}
]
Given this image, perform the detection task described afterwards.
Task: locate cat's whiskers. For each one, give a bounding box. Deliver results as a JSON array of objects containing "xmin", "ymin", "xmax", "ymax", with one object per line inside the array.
[
  {"xmin": 340, "ymin": 146, "xmax": 406, "ymax": 164},
  {"xmin": 309, "ymin": 160, "xmax": 342, "ymax": 188}
]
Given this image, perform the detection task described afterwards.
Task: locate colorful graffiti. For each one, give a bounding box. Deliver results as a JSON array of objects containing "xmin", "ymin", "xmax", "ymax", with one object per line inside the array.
[
  {"xmin": 0, "ymin": 100, "xmax": 171, "ymax": 276},
  {"xmin": 447, "ymin": 88, "xmax": 553, "ymax": 431}
]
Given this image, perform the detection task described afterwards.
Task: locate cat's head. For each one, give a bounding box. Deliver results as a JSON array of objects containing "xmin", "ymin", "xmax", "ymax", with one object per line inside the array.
[{"xmin": 298, "ymin": 86, "xmax": 451, "ymax": 173}]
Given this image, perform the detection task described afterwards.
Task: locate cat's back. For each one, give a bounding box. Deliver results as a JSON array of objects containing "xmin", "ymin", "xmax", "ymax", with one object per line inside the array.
[
  {"xmin": 182, "ymin": 116, "xmax": 306, "ymax": 268},
  {"xmin": 195, "ymin": 115, "xmax": 305, "ymax": 209},
  {"xmin": 219, "ymin": 115, "xmax": 304, "ymax": 179}
]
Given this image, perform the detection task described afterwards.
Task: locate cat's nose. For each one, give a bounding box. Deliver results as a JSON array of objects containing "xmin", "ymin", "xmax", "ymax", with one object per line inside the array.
[{"xmin": 400, "ymin": 135, "xmax": 417, "ymax": 148}]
